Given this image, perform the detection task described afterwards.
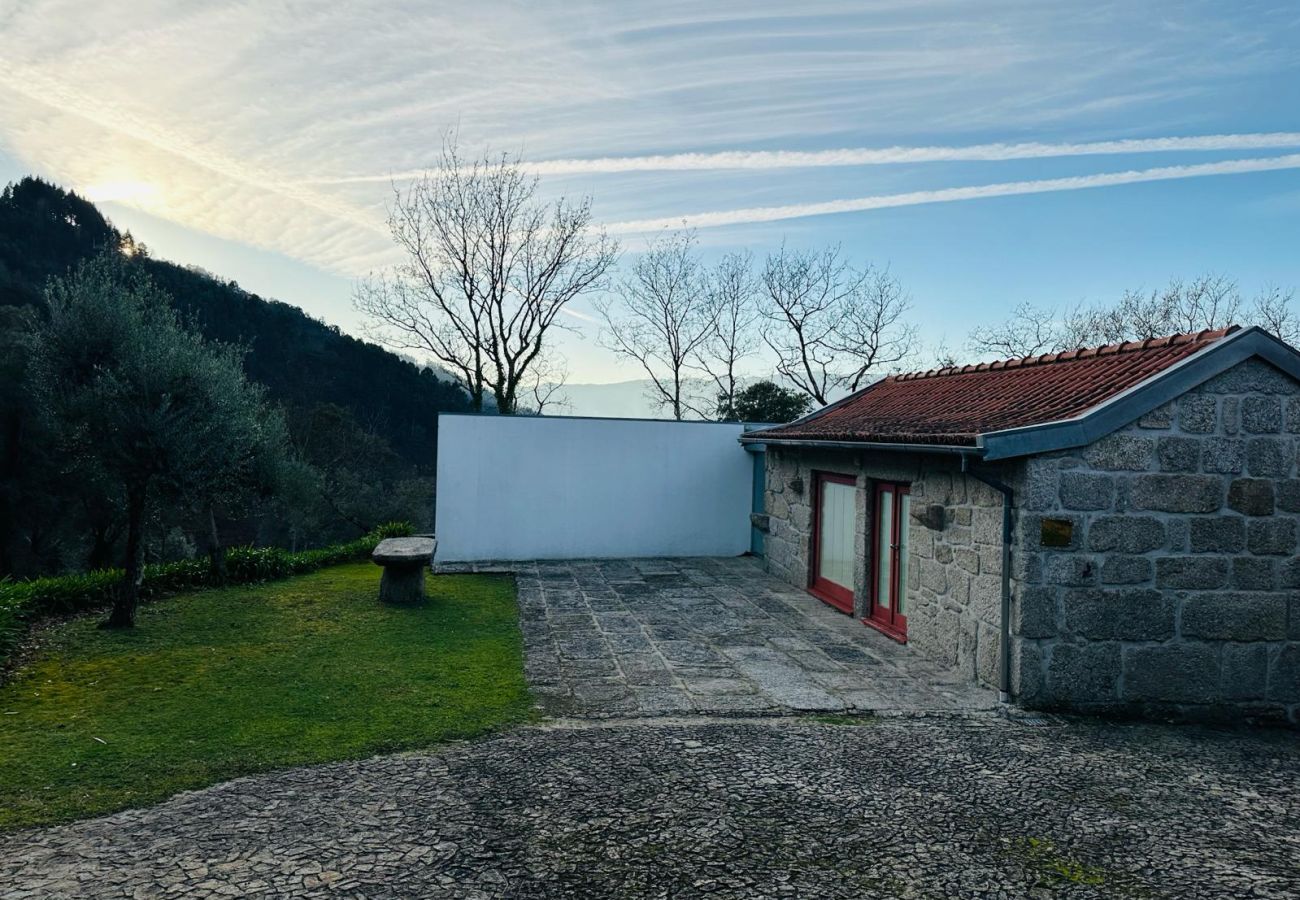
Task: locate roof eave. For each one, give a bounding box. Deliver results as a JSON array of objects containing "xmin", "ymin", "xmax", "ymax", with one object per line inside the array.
[
  {"xmin": 739, "ymin": 379, "xmax": 886, "ymax": 443},
  {"xmin": 979, "ymin": 326, "xmax": 1300, "ymax": 460},
  {"xmin": 740, "ymin": 327, "xmax": 1300, "ymax": 462},
  {"xmin": 739, "ymin": 435, "xmax": 982, "ymax": 456}
]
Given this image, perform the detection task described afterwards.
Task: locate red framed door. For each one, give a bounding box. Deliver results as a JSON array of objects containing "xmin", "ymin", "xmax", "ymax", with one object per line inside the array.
[
  {"xmin": 809, "ymin": 471, "xmax": 857, "ymax": 614},
  {"xmin": 867, "ymin": 482, "xmax": 910, "ymax": 640}
]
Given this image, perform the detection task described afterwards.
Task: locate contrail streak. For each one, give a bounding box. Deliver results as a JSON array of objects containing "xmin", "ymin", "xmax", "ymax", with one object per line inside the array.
[
  {"xmin": 605, "ymin": 153, "xmax": 1300, "ymax": 233},
  {"xmin": 304, "ymin": 133, "xmax": 1300, "ymax": 183}
]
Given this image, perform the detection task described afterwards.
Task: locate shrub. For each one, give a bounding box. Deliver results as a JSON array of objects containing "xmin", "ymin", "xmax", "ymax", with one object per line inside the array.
[{"xmin": 0, "ymin": 522, "xmax": 415, "ymax": 667}]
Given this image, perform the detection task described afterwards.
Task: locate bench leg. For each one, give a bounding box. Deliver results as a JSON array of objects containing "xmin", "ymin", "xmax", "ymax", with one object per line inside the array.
[{"xmin": 379, "ymin": 563, "xmax": 426, "ymax": 605}]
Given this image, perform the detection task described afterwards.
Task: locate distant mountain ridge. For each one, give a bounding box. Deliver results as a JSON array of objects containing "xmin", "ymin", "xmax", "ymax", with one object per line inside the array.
[
  {"xmin": 548, "ymin": 379, "xmax": 683, "ymax": 419},
  {"xmin": 0, "ymin": 177, "xmax": 469, "ymax": 470},
  {"xmin": 547, "ymin": 377, "xmax": 743, "ymax": 419},
  {"xmin": 550, "ymin": 376, "xmax": 832, "ymax": 419}
]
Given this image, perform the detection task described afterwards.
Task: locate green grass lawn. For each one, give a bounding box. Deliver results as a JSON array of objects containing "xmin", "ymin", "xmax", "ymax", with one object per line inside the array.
[{"xmin": 0, "ymin": 562, "xmax": 532, "ymax": 832}]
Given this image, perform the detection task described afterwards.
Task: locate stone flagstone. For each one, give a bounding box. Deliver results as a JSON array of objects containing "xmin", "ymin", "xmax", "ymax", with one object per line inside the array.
[{"xmin": 439, "ymin": 556, "xmax": 997, "ymax": 717}]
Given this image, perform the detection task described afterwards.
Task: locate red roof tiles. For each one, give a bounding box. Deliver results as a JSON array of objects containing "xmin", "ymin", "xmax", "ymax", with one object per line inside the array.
[{"xmin": 754, "ymin": 327, "xmax": 1238, "ymax": 447}]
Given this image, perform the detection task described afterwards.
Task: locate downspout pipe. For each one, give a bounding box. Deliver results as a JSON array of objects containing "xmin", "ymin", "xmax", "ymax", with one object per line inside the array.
[{"xmin": 961, "ymin": 453, "xmax": 1013, "ymax": 704}]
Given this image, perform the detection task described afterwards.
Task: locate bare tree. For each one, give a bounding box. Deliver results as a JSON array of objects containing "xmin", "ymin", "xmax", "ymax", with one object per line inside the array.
[
  {"xmin": 1251, "ymin": 285, "xmax": 1300, "ymax": 344},
  {"xmin": 926, "ymin": 337, "xmax": 960, "ymax": 370},
  {"xmin": 1095, "ymin": 275, "xmax": 1243, "ymax": 342},
  {"xmin": 968, "ymin": 301, "xmax": 1062, "ymax": 358},
  {"xmin": 695, "ymin": 250, "xmax": 761, "ymax": 417},
  {"xmin": 829, "ymin": 267, "xmax": 917, "ymax": 392},
  {"xmin": 523, "ymin": 353, "xmax": 571, "ymax": 415},
  {"xmin": 596, "ymin": 229, "xmax": 717, "ymax": 420},
  {"xmin": 968, "ymin": 275, "xmax": 1298, "ymax": 359},
  {"xmin": 355, "ymin": 137, "xmax": 618, "ymax": 414},
  {"xmin": 760, "ymin": 246, "xmax": 851, "ymax": 405},
  {"xmin": 760, "ymin": 245, "xmax": 914, "ymax": 405}
]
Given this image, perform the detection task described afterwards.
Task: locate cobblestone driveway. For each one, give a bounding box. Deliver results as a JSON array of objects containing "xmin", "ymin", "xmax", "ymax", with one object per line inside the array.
[
  {"xmin": 440, "ymin": 556, "xmax": 996, "ymax": 717},
  {"xmin": 3, "ymin": 718, "xmax": 1296, "ymax": 899}
]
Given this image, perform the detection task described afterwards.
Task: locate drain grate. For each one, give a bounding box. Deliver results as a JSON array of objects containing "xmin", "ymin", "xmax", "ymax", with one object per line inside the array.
[
  {"xmin": 1002, "ymin": 709, "xmax": 1066, "ymax": 727},
  {"xmin": 1013, "ymin": 714, "xmax": 1054, "ymax": 726}
]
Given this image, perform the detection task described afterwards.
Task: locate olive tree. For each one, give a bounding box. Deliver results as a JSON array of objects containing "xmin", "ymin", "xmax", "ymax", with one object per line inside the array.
[{"xmin": 34, "ymin": 255, "xmax": 287, "ymax": 627}]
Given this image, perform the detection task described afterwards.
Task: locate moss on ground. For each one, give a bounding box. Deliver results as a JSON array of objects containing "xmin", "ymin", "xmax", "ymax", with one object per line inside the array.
[
  {"xmin": 0, "ymin": 563, "xmax": 531, "ymax": 831},
  {"xmin": 1012, "ymin": 836, "xmax": 1110, "ymax": 888}
]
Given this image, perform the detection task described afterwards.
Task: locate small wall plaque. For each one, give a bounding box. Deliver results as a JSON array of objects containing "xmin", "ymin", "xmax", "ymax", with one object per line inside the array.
[{"xmin": 1040, "ymin": 518, "xmax": 1074, "ymax": 548}]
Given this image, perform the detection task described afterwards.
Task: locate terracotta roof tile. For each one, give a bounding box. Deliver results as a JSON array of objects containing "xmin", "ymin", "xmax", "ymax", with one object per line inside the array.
[{"xmin": 754, "ymin": 326, "xmax": 1238, "ymax": 447}]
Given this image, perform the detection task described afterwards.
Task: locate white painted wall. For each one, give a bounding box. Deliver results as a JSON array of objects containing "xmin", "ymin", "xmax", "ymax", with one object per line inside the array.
[{"xmin": 436, "ymin": 415, "xmax": 753, "ymax": 561}]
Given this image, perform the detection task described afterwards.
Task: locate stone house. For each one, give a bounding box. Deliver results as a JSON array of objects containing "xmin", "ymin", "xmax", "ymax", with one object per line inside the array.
[{"xmin": 741, "ymin": 326, "xmax": 1300, "ymax": 724}]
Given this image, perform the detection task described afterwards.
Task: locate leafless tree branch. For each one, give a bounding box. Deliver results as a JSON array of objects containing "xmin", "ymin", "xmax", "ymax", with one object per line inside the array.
[
  {"xmin": 524, "ymin": 353, "xmax": 571, "ymax": 415},
  {"xmin": 1251, "ymin": 284, "xmax": 1300, "ymax": 344},
  {"xmin": 692, "ymin": 250, "xmax": 762, "ymax": 417},
  {"xmin": 966, "ymin": 274, "xmax": 1295, "ymax": 361},
  {"xmin": 760, "ymin": 245, "xmax": 915, "ymax": 405},
  {"xmin": 596, "ymin": 229, "xmax": 717, "ymax": 420},
  {"xmin": 354, "ymin": 135, "xmax": 618, "ymax": 413}
]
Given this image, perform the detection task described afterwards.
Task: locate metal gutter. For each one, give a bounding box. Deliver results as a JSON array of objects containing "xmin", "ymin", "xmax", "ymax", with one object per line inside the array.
[
  {"xmin": 743, "ymin": 381, "xmax": 884, "ymax": 438},
  {"xmin": 740, "ymin": 422, "xmax": 777, "ymax": 453},
  {"xmin": 961, "ymin": 453, "xmax": 1012, "ymax": 703},
  {"xmin": 738, "ymin": 436, "xmax": 980, "ymax": 455}
]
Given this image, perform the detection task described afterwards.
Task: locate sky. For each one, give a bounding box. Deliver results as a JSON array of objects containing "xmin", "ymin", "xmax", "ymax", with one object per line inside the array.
[{"xmin": 2, "ymin": 0, "xmax": 1299, "ymax": 384}]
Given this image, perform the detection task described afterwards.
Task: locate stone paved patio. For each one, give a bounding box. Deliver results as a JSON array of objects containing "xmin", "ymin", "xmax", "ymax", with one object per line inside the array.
[{"xmin": 438, "ymin": 556, "xmax": 996, "ymax": 717}]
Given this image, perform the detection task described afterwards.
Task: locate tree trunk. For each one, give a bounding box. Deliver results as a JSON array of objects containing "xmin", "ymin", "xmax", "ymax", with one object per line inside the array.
[
  {"xmin": 0, "ymin": 409, "xmax": 23, "ymax": 574},
  {"xmin": 87, "ymin": 524, "xmax": 115, "ymax": 571},
  {"xmin": 105, "ymin": 484, "xmax": 147, "ymax": 629},
  {"xmin": 207, "ymin": 504, "xmax": 226, "ymax": 583},
  {"xmin": 494, "ymin": 384, "xmax": 516, "ymax": 416}
]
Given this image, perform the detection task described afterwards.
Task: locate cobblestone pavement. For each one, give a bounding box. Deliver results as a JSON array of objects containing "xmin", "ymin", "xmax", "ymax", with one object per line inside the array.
[
  {"xmin": 438, "ymin": 557, "xmax": 997, "ymax": 717},
  {"xmin": 3, "ymin": 717, "xmax": 1297, "ymax": 899}
]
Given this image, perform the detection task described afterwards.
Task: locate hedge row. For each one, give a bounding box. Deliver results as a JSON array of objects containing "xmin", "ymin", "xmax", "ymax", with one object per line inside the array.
[{"xmin": 0, "ymin": 522, "xmax": 415, "ymax": 667}]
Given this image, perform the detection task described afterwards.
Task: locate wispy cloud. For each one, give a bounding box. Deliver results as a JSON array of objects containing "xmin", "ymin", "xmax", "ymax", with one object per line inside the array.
[
  {"xmin": 606, "ymin": 154, "xmax": 1300, "ymax": 233},
  {"xmin": 1, "ymin": 0, "xmax": 1298, "ymax": 299},
  {"xmin": 0, "ymin": 59, "xmax": 388, "ymax": 239},
  {"xmin": 305, "ymin": 132, "xmax": 1300, "ymax": 183}
]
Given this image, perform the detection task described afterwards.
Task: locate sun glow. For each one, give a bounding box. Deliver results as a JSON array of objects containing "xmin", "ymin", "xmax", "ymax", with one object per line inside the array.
[{"xmin": 82, "ymin": 179, "xmax": 159, "ymax": 205}]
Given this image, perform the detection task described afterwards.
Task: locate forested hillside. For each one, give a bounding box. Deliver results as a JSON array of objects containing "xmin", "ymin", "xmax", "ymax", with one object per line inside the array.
[{"xmin": 0, "ymin": 177, "xmax": 470, "ymax": 577}]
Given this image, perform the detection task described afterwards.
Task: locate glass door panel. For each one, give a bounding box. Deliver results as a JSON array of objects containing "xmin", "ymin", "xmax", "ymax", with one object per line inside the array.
[
  {"xmin": 810, "ymin": 472, "xmax": 856, "ymax": 613},
  {"xmin": 874, "ymin": 490, "xmax": 893, "ymax": 610},
  {"xmin": 869, "ymin": 483, "xmax": 910, "ymax": 640},
  {"xmin": 818, "ymin": 480, "xmax": 855, "ymax": 590},
  {"xmin": 897, "ymin": 492, "xmax": 910, "ymax": 616}
]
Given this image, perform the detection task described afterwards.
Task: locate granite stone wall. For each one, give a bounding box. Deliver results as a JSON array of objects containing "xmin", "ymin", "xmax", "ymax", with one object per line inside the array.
[
  {"xmin": 762, "ymin": 358, "xmax": 1300, "ymax": 723},
  {"xmin": 1009, "ymin": 358, "xmax": 1300, "ymax": 724},
  {"xmin": 907, "ymin": 468, "xmax": 1009, "ymax": 688},
  {"xmin": 763, "ymin": 447, "xmax": 1010, "ymax": 689}
]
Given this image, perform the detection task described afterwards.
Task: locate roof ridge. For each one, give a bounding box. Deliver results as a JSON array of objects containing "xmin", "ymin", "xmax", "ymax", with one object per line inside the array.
[{"xmin": 891, "ymin": 325, "xmax": 1240, "ymax": 382}]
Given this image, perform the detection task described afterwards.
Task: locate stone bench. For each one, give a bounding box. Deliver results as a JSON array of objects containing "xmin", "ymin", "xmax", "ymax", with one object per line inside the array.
[{"xmin": 372, "ymin": 536, "xmax": 437, "ymax": 605}]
